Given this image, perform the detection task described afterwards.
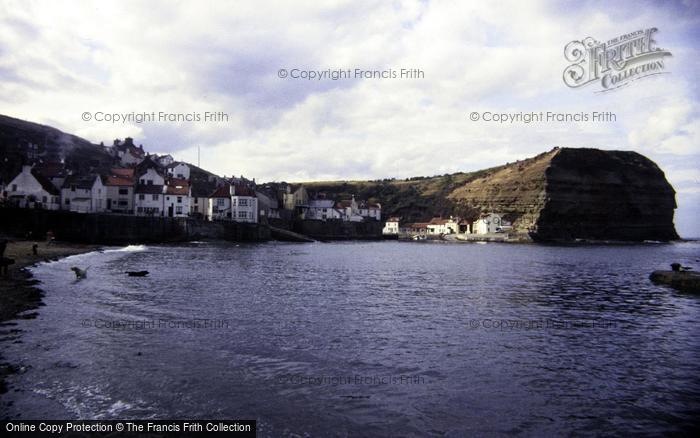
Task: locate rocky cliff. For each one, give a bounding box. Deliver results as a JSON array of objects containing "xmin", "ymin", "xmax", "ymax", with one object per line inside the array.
[
  {"xmin": 305, "ymin": 147, "xmax": 679, "ymax": 242},
  {"xmin": 448, "ymin": 147, "xmax": 678, "ymax": 241}
]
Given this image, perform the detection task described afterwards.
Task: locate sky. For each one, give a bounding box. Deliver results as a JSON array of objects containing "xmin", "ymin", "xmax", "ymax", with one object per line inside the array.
[{"xmin": 1, "ymin": 0, "xmax": 699, "ymax": 236}]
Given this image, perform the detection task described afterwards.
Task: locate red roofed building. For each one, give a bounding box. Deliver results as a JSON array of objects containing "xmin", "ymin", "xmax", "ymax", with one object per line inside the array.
[
  {"xmin": 104, "ymin": 168, "xmax": 135, "ymax": 214},
  {"xmin": 206, "ymin": 183, "xmax": 258, "ymax": 223},
  {"xmin": 164, "ymin": 178, "xmax": 191, "ymax": 217}
]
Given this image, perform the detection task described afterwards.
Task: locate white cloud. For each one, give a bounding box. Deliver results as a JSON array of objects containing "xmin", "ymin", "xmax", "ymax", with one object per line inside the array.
[{"xmin": 1, "ymin": 0, "xmax": 699, "ymax": 235}]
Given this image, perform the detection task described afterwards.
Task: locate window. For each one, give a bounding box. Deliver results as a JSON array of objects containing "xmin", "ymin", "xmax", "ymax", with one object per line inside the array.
[
  {"xmin": 118, "ymin": 200, "xmax": 128, "ymax": 206},
  {"xmin": 42, "ymin": 196, "xmax": 47, "ymax": 203},
  {"xmin": 177, "ymin": 196, "xmax": 182, "ymax": 203},
  {"xmin": 70, "ymin": 185, "xmax": 76, "ymax": 192},
  {"xmin": 176, "ymin": 206, "xmax": 182, "ymax": 214},
  {"xmin": 238, "ymin": 198, "xmax": 248, "ymax": 206},
  {"xmin": 140, "ymin": 179, "xmax": 145, "ymax": 185},
  {"xmin": 194, "ymin": 198, "xmax": 198, "ymax": 204},
  {"xmin": 139, "ymin": 194, "xmax": 145, "ymax": 200},
  {"xmin": 119, "ymin": 188, "xmax": 128, "ymax": 195},
  {"xmin": 152, "ymin": 194, "xmax": 159, "ymax": 201},
  {"xmin": 217, "ymin": 198, "xmax": 225, "ymax": 206},
  {"xmin": 65, "ymin": 199, "xmax": 70, "ymax": 205},
  {"xmin": 147, "ymin": 180, "xmax": 153, "ymax": 185},
  {"xmin": 12, "ymin": 184, "xmax": 17, "ymax": 191},
  {"xmin": 238, "ymin": 211, "xmax": 247, "ymax": 218},
  {"xmin": 137, "ymin": 207, "xmax": 143, "ymax": 213}
]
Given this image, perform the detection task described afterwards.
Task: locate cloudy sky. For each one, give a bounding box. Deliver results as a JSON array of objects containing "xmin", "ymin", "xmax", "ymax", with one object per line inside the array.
[{"xmin": 1, "ymin": 0, "xmax": 699, "ymax": 236}]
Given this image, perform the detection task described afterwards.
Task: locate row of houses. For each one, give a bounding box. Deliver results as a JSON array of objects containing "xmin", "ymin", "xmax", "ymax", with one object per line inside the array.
[
  {"xmin": 383, "ymin": 213, "xmax": 512, "ymax": 236},
  {"xmin": 1, "ymin": 141, "xmax": 383, "ymax": 225},
  {"xmin": 280, "ymin": 185, "xmax": 381, "ymax": 223},
  {"xmin": 1, "ymin": 160, "xmax": 261, "ymax": 224}
]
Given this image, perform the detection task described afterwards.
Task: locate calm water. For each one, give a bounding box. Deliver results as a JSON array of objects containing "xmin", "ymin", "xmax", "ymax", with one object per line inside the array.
[{"xmin": 1, "ymin": 241, "xmax": 700, "ymax": 436}]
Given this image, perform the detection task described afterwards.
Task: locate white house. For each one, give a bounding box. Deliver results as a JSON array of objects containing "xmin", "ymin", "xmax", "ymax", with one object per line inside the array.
[
  {"xmin": 307, "ymin": 199, "xmax": 342, "ymax": 221},
  {"xmin": 104, "ymin": 169, "xmax": 135, "ymax": 214},
  {"xmin": 164, "ymin": 179, "xmax": 191, "ymax": 217},
  {"xmin": 135, "ymin": 185, "xmax": 165, "ymax": 216},
  {"xmin": 473, "ymin": 213, "xmax": 511, "ymax": 234},
  {"xmin": 231, "ymin": 183, "xmax": 258, "ymax": 223},
  {"xmin": 208, "ymin": 185, "xmax": 232, "ymax": 220},
  {"xmin": 61, "ymin": 174, "xmax": 106, "ymax": 213},
  {"xmin": 5, "ymin": 165, "xmax": 61, "ymax": 210},
  {"xmin": 358, "ymin": 201, "xmax": 382, "ymax": 221},
  {"xmin": 382, "ymin": 217, "xmax": 400, "ymax": 235},
  {"xmin": 426, "ymin": 217, "xmax": 460, "ymax": 235},
  {"xmin": 155, "ymin": 154, "xmax": 175, "ymax": 167},
  {"xmin": 167, "ymin": 162, "xmax": 190, "ymax": 180},
  {"xmin": 137, "ymin": 167, "xmax": 165, "ymax": 187},
  {"xmin": 190, "ymin": 183, "xmax": 213, "ymax": 219}
]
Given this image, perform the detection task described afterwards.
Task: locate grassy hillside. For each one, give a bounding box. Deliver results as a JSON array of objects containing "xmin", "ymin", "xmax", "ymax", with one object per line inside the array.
[{"xmin": 299, "ymin": 149, "xmax": 558, "ymax": 225}]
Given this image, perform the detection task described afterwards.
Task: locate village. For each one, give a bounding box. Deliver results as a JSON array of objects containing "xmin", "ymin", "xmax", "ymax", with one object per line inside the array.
[{"xmin": 0, "ymin": 137, "xmax": 510, "ymax": 240}]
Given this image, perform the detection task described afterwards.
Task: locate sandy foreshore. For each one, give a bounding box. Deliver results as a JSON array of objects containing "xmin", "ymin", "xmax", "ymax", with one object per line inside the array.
[{"xmin": 0, "ymin": 239, "xmax": 99, "ymax": 394}]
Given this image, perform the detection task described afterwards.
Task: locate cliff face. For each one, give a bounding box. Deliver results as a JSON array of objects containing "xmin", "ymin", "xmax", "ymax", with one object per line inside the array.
[
  {"xmin": 305, "ymin": 147, "xmax": 678, "ymax": 242},
  {"xmin": 536, "ymin": 148, "xmax": 678, "ymax": 241},
  {"xmin": 447, "ymin": 147, "xmax": 678, "ymax": 241}
]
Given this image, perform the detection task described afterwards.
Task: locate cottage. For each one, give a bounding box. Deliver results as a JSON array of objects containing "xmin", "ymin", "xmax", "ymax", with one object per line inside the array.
[
  {"xmin": 402, "ymin": 222, "xmax": 429, "ymax": 236},
  {"xmin": 426, "ymin": 217, "xmax": 460, "ymax": 235},
  {"xmin": 164, "ymin": 178, "xmax": 191, "ymax": 217},
  {"xmin": 104, "ymin": 168, "xmax": 135, "ymax": 214},
  {"xmin": 472, "ymin": 213, "xmax": 511, "ymax": 234},
  {"xmin": 382, "ymin": 217, "xmax": 400, "ymax": 235},
  {"xmin": 231, "ymin": 183, "xmax": 258, "ymax": 223},
  {"xmin": 207, "ymin": 185, "xmax": 232, "ymax": 220},
  {"xmin": 5, "ymin": 165, "xmax": 61, "ymax": 210},
  {"xmin": 358, "ymin": 201, "xmax": 382, "ymax": 221},
  {"xmin": 155, "ymin": 154, "xmax": 175, "ymax": 167},
  {"xmin": 307, "ymin": 199, "xmax": 342, "ymax": 221},
  {"xmin": 114, "ymin": 138, "xmax": 145, "ymax": 166},
  {"xmin": 61, "ymin": 174, "xmax": 106, "ymax": 213},
  {"xmin": 167, "ymin": 162, "xmax": 190, "ymax": 180},
  {"xmin": 190, "ymin": 182, "xmax": 215, "ymax": 219},
  {"xmin": 135, "ymin": 184, "xmax": 165, "ymax": 216}
]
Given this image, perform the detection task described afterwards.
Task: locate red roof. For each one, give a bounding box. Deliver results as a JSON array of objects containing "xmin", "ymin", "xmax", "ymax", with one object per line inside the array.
[
  {"xmin": 232, "ymin": 183, "xmax": 255, "ymax": 197},
  {"xmin": 209, "ymin": 185, "xmax": 231, "ymax": 198},
  {"xmin": 166, "ymin": 182, "xmax": 189, "ymax": 195},
  {"xmin": 105, "ymin": 176, "xmax": 134, "ymax": 187},
  {"xmin": 111, "ymin": 168, "xmax": 135, "ymax": 178}
]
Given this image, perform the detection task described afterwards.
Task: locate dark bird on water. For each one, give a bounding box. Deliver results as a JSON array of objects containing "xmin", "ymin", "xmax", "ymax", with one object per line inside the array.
[{"xmin": 125, "ymin": 270, "xmax": 149, "ymax": 277}]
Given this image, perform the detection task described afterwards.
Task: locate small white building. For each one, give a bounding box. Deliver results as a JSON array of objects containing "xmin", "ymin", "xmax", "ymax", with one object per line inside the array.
[
  {"xmin": 359, "ymin": 201, "xmax": 382, "ymax": 221},
  {"xmin": 167, "ymin": 162, "xmax": 190, "ymax": 180},
  {"xmin": 135, "ymin": 185, "xmax": 165, "ymax": 216},
  {"xmin": 104, "ymin": 172, "xmax": 135, "ymax": 214},
  {"xmin": 208, "ymin": 185, "xmax": 232, "ymax": 220},
  {"xmin": 231, "ymin": 183, "xmax": 258, "ymax": 223},
  {"xmin": 61, "ymin": 174, "xmax": 106, "ymax": 213},
  {"xmin": 137, "ymin": 167, "xmax": 165, "ymax": 187},
  {"xmin": 473, "ymin": 213, "xmax": 511, "ymax": 234},
  {"xmin": 164, "ymin": 179, "xmax": 191, "ymax": 217},
  {"xmin": 382, "ymin": 217, "xmax": 401, "ymax": 235},
  {"xmin": 5, "ymin": 165, "xmax": 61, "ymax": 210},
  {"xmin": 156, "ymin": 154, "xmax": 175, "ymax": 167},
  {"xmin": 307, "ymin": 199, "xmax": 342, "ymax": 221}
]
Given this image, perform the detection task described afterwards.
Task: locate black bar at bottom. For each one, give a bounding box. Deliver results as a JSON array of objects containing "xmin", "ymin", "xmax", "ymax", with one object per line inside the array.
[{"xmin": 2, "ymin": 420, "xmax": 256, "ymax": 437}]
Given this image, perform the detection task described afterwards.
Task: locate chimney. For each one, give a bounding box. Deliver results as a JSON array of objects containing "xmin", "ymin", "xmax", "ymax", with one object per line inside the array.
[{"xmin": 229, "ymin": 184, "xmax": 235, "ymax": 196}]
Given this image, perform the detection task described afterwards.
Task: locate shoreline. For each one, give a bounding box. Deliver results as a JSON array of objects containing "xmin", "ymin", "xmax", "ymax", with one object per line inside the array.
[{"xmin": 0, "ymin": 239, "xmax": 99, "ymax": 394}]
